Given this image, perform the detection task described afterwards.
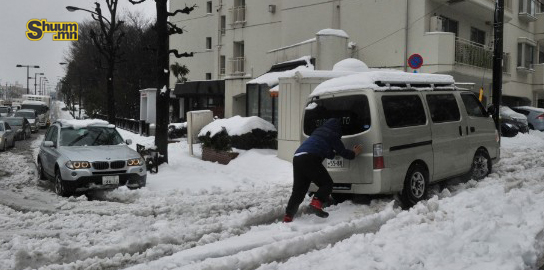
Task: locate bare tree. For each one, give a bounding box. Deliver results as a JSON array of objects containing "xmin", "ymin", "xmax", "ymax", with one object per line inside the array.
[{"xmin": 128, "ymin": 0, "xmax": 196, "ymax": 163}]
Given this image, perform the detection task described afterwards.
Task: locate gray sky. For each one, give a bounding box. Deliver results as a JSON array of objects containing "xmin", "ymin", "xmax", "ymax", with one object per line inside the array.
[{"xmin": 0, "ymin": 0, "xmax": 156, "ymax": 94}]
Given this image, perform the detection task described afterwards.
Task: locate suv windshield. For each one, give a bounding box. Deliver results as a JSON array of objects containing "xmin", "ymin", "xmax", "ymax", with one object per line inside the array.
[
  {"xmin": 15, "ymin": 111, "xmax": 35, "ymax": 119},
  {"xmin": 60, "ymin": 126, "xmax": 124, "ymax": 146},
  {"xmin": 303, "ymin": 95, "xmax": 371, "ymax": 136},
  {"xmin": 21, "ymin": 104, "xmax": 48, "ymax": 114}
]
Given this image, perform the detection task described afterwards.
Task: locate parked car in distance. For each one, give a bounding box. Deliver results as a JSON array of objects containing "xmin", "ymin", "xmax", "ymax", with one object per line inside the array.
[
  {"xmin": 303, "ymin": 71, "xmax": 500, "ymax": 208},
  {"xmin": 14, "ymin": 109, "xmax": 39, "ymax": 133},
  {"xmin": 0, "ymin": 117, "xmax": 31, "ymax": 140},
  {"xmin": 511, "ymin": 106, "xmax": 544, "ymax": 131},
  {"xmin": 499, "ymin": 106, "xmax": 529, "ymax": 134},
  {"xmin": 0, "ymin": 120, "xmax": 16, "ymax": 151},
  {"xmin": 37, "ymin": 119, "xmax": 147, "ymax": 197},
  {"xmin": 0, "ymin": 106, "xmax": 12, "ymax": 117}
]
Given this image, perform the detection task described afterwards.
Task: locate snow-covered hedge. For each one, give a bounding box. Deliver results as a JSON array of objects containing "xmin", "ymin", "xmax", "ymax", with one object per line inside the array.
[{"xmin": 198, "ymin": 116, "xmax": 277, "ymax": 150}]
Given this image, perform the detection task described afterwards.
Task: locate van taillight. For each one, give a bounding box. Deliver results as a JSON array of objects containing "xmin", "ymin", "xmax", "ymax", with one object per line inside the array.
[
  {"xmin": 373, "ymin": 143, "xmax": 384, "ymax": 169},
  {"xmin": 536, "ymin": 114, "xmax": 544, "ymax": 120}
]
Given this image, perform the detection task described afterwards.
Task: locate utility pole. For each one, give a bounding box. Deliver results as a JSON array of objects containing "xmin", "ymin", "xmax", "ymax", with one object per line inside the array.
[{"xmin": 492, "ymin": 0, "xmax": 504, "ymax": 139}]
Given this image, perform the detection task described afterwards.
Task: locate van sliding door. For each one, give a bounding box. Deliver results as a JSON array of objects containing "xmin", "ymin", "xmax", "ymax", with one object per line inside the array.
[{"xmin": 425, "ymin": 93, "xmax": 468, "ymax": 180}]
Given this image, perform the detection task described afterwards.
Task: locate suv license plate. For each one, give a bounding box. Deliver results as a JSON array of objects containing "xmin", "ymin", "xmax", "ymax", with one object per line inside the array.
[
  {"xmin": 103, "ymin": 175, "xmax": 119, "ymax": 185},
  {"xmin": 327, "ymin": 157, "xmax": 344, "ymax": 168}
]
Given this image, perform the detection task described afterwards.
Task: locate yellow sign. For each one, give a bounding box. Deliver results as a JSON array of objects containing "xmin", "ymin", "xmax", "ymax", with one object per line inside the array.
[
  {"xmin": 26, "ymin": 19, "xmax": 78, "ymax": 41},
  {"xmin": 479, "ymin": 87, "xmax": 484, "ymax": 102}
]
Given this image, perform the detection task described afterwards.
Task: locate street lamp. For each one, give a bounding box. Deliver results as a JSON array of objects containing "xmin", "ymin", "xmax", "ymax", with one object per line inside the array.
[
  {"xmin": 16, "ymin": 64, "xmax": 40, "ymax": 94},
  {"xmin": 66, "ymin": 6, "xmax": 111, "ymax": 24},
  {"xmin": 34, "ymin": 72, "xmax": 44, "ymax": 94}
]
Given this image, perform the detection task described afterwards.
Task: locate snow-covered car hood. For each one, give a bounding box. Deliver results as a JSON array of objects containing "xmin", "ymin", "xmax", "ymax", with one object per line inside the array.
[{"xmin": 58, "ymin": 145, "xmax": 140, "ymax": 161}]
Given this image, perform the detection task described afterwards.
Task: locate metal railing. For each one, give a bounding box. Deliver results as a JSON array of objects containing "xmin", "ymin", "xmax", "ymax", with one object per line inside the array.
[
  {"xmin": 95, "ymin": 113, "xmax": 151, "ymax": 136},
  {"xmin": 228, "ymin": 57, "xmax": 245, "ymax": 75},
  {"xmin": 229, "ymin": 6, "xmax": 246, "ymax": 25},
  {"xmin": 454, "ymin": 37, "xmax": 509, "ymax": 73}
]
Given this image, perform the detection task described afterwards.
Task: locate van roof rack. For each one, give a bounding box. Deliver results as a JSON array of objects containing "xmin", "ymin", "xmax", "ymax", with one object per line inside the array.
[{"xmin": 374, "ymin": 81, "xmax": 457, "ymax": 91}]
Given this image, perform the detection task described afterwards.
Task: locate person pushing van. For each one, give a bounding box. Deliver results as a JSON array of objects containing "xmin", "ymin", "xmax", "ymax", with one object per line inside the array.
[{"xmin": 284, "ymin": 118, "xmax": 363, "ymax": 223}]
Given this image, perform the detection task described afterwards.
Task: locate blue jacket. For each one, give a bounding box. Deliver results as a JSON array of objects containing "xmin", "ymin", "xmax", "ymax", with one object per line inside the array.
[{"xmin": 295, "ymin": 118, "xmax": 355, "ymax": 160}]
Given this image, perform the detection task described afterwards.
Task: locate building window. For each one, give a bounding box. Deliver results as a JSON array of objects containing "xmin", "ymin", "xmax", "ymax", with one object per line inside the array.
[
  {"xmin": 440, "ymin": 16, "xmax": 459, "ymax": 36},
  {"xmin": 519, "ymin": 0, "xmax": 536, "ymax": 16},
  {"xmin": 206, "ymin": 37, "xmax": 212, "ymax": 50},
  {"xmin": 517, "ymin": 43, "xmax": 534, "ymax": 69},
  {"xmin": 220, "ymin": 55, "xmax": 226, "ymax": 76},
  {"xmin": 230, "ymin": 0, "xmax": 246, "ymax": 25},
  {"xmin": 247, "ymin": 84, "xmax": 277, "ymax": 127},
  {"xmin": 220, "ymin": 16, "xmax": 226, "ymax": 35},
  {"xmin": 517, "ymin": 42, "xmax": 535, "ymax": 69},
  {"xmin": 206, "ymin": 73, "xmax": 212, "ymax": 80},
  {"xmin": 539, "ymin": 45, "xmax": 544, "ymax": 64},
  {"xmin": 470, "ymin": 27, "xmax": 486, "ymax": 46},
  {"xmin": 207, "ymin": 1, "xmax": 213, "ymax": 14}
]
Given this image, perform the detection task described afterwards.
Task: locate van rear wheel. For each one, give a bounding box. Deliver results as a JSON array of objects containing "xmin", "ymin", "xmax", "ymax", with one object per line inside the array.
[
  {"xmin": 400, "ymin": 164, "xmax": 428, "ymax": 208},
  {"xmin": 469, "ymin": 149, "xmax": 491, "ymax": 180}
]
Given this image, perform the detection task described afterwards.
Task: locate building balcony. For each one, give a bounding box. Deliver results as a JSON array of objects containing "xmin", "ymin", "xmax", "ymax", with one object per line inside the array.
[
  {"xmin": 228, "ymin": 57, "xmax": 246, "ymax": 76},
  {"xmin": 455, "ymin": 37, "xmax": 510, "ymax": 74},
  {"xmin": 429, "ymin": 0, "xmax": 512, "ymax": 22},
  {"xmin": 228, "ymin": 6, "xmax": 246, "ymax": 26}
]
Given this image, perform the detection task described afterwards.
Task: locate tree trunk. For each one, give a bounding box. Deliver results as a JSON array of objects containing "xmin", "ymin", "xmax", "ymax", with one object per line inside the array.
[
  {"xmin": 107, "ymin": 60, "xmax": 116, "ymax": 124},
  {"xmin": 155, "ymin": 0, "xmax": 169, "ymax": 163}
]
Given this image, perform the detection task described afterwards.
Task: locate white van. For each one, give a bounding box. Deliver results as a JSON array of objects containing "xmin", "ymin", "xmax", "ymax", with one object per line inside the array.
[{"xmin": 303, "ymin": 71, "xmax": 499, "ymax": 207}]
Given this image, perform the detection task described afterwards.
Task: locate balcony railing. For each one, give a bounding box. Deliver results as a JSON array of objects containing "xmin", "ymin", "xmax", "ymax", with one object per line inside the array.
[
  {"xmin": 455, "ymin": 37, "xmax": 509, "ymax": 73},
  {"xmin": 228, "ymin": 57, "xmax": 245, "ymax": 75},
  {"xmin": 229, "ymin": 6, "xmax": 246, "ymax": 25}
]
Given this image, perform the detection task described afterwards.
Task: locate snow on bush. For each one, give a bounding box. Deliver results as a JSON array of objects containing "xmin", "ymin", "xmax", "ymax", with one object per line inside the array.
[{"xmin": 199, "ymin": 116, "xmax": 276, "ymax": 137}]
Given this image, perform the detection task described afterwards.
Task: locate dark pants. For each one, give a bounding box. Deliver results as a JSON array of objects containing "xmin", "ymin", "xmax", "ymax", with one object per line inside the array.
[{"xmin": 285, "ymin": 153, "xmax": 333, "ymax": 216}]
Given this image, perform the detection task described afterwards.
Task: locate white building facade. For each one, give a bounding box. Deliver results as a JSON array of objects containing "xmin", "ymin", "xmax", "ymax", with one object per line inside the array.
[{"xmin": 169, "ymin": 0, "xmax": 544, "ymax": 116}]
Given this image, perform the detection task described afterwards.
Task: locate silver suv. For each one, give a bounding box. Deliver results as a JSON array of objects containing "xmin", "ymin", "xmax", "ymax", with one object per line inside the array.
[{"xmin": 37, "ymin": 120, "xmax": 146, "ymax": 196}]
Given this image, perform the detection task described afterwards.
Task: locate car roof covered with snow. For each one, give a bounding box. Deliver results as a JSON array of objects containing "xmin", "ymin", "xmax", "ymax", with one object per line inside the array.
[{"xmin": 56, "ymin": 119, "xmax": 115, "ymax": 129}]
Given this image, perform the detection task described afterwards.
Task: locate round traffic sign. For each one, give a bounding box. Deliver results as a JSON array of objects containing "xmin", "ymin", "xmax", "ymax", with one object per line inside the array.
[{"xmin": 408, "ymin": 54, "xmax": 423, "ymax": 69}]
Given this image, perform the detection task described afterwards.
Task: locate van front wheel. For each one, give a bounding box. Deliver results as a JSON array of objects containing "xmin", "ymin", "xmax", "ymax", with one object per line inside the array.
[
  {"xmin": 400, "ymin": 164, "xmax": 428, "ymax": 208},
  {"xmin": 469, "ymin": 150, "xmax": 491, "ymax": 180}
]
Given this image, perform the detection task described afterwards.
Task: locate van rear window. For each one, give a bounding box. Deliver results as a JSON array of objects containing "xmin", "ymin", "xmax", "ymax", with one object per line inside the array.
[
  {"xmin": 303, "ymin": 95, "xmax": 371, "ymax": 136},
  {"xmin": 382, "ymin": 95, "xmax": 427, "ymax": 128}
]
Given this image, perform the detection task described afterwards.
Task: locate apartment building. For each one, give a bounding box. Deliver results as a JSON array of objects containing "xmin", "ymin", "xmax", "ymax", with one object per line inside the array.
[{"xmin": 169, "ymin": 0, "xmax": 544, "ymax": 119}]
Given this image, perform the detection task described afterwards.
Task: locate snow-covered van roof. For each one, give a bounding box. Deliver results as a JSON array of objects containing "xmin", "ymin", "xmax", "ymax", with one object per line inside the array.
[
  {"xmin": 310, "ymin": 71, "xmax": 456, "ymax": 97},
  {"xmin": 21, "ymin": 100, "xmax": 47, "ymax": 106},
  {"xmin": 57, "ymin": 119, "xmax": 114, "ymax": 129}
]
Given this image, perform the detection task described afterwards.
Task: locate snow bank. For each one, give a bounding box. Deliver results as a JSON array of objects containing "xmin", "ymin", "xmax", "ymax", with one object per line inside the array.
[{"xmin": 198, "ymin": 116, "xmax": 276, "ymax": 137}]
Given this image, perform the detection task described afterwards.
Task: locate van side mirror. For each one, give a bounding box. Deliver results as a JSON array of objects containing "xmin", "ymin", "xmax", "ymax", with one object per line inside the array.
[
  {"xmin": 43, "ymin": 141, "xmax": 55, "ymax": 147},
  {"xmin": 125, "ymin": 139, "xmax": 132, "ymax": 145}
]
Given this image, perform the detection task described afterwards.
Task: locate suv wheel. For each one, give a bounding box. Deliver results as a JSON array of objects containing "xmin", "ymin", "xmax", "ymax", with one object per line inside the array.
[
  {"xmin": 37, "ymin": 159, "xmax": 46, "ymax": 180},
  {"xmin": 470, "ymin": 149, "xmax": 491, "ymax": 180},
  {"xmin": 400, "ymin": 164, "xmax": 428, "ymax": 208},
  {"xmin": 55, "ymin": 170, "xmax": 72, "ymax": 197},
  {"xmin": 1, "ymin": 141, "xmax": 6, "ymax": 152}
]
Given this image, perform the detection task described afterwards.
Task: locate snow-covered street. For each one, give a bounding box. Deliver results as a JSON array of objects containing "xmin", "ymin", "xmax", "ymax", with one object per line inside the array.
[{"xmin": 1, "ymin": 101, "xmax": 544, "ymax": 270}]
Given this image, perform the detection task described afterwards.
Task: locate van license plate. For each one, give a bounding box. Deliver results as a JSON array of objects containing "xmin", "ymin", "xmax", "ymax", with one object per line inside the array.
[
  {"xmin": 327, "ymin": 157, "xmax": 344, "ymax": 168},
  {"xmin": 102, "ymin": 175, "xmax": 119, "ymax": 185}
]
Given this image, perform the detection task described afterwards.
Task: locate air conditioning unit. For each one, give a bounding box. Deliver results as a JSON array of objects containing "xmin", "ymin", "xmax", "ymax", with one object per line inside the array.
[{"xmin": 430, "ymin": 16, "xmax": 444, "ymax": 32}]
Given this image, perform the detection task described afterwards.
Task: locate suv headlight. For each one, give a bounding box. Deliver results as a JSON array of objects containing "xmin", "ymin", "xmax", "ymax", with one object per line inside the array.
[
  {"xmin": 127, "ymin": 158, "xmax": 144, "ymax": 166},
  {"xmin": 66, "ymin": 161, "xmax": 90, "ymax": 170}
]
